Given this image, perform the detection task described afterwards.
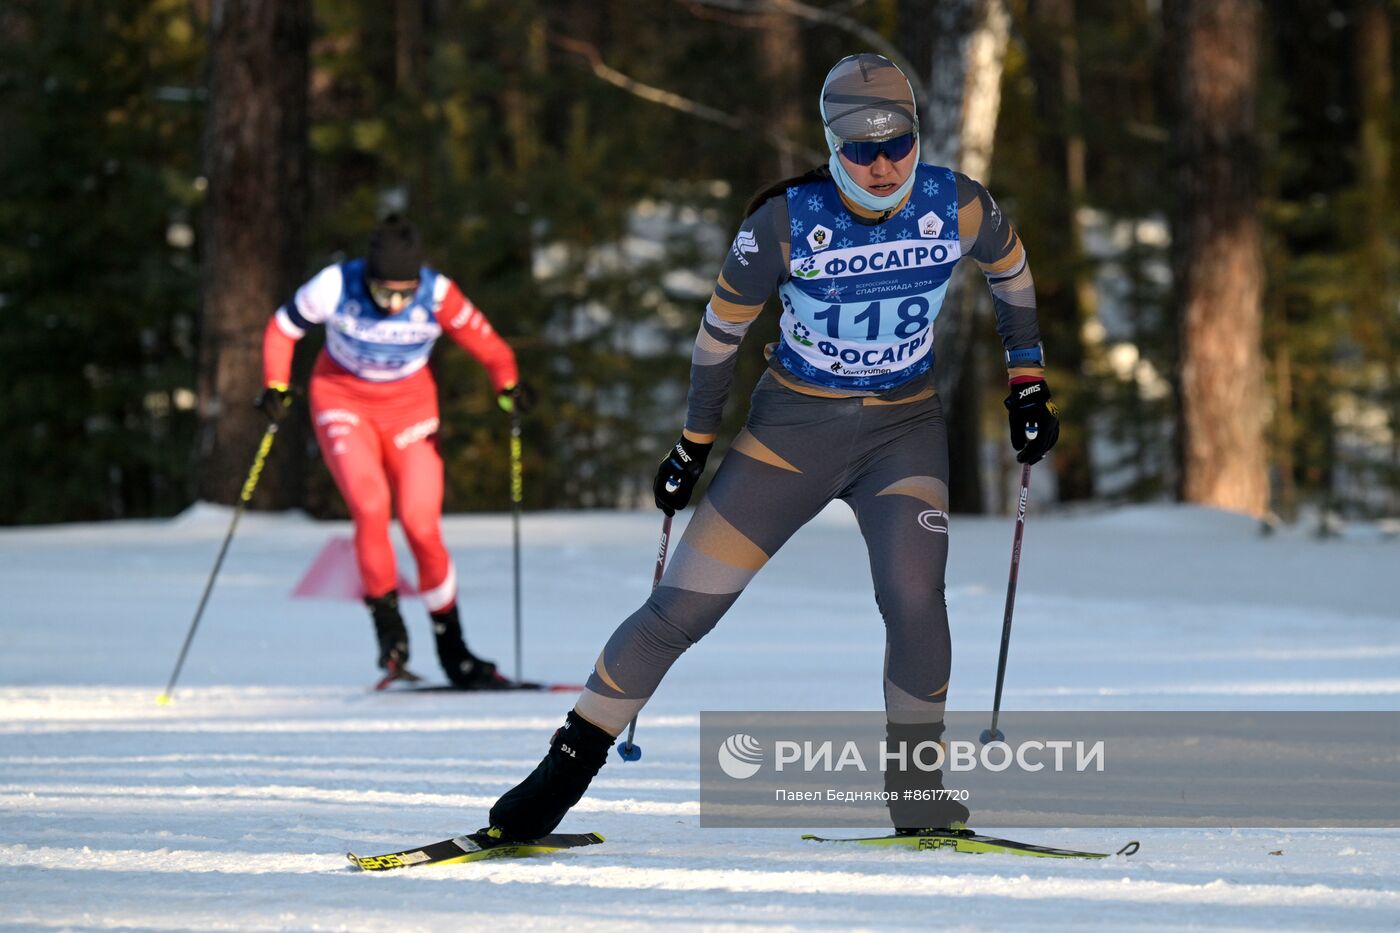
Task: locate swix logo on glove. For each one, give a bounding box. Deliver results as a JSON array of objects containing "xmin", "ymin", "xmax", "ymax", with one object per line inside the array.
[{"xmin": 1017, "ymin": 383, "xmax": 1044, "ymax": 401}]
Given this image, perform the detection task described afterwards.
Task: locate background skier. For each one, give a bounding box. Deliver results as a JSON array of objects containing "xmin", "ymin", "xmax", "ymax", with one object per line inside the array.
[{"xmin": 258, "ymin": 215, "xmax": 533, "ymax": 687}]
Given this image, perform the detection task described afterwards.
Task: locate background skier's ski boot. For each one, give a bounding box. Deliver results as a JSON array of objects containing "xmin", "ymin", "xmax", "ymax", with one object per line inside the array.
[
  {"xmin": 884, "ymin": 719, "xmax": 971, "ymax": 833},
  {"xmin": 486, "ymin": 709, "xmax": 612, "ymax": 840},
  {"xmin": 365, "ymin": 590, "xmax": 409, "ymax": 673},
  {"xmin": 430, "ymin": 603, "xmax": 503, "ymax": 688}
]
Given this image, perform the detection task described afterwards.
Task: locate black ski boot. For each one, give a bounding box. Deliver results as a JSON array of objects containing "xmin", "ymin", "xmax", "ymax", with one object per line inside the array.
[
  {"xmin": 365, "ymin": 590, "xmax": 409, "ymax": 672},
  {"xmin": 430, "ymin": 604, "xmax": 502, "ymax": 688},
  {"xmin": 486, "ymin": 710, "xmax": 613, "ymax": 841},
  {"xmin": 884, "ymin": 720, "xmax": 971, "ymax": 834}
]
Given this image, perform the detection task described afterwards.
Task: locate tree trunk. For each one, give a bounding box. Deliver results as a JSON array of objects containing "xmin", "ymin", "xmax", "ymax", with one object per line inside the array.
[
  {"xmin": 1272, "ymin": 337, "xmax": 1297, "ymax": 522},
  {"xmin": 395, "ymin": 0, "xmax": 424, "ymax": 95},
  {"xmin": 909, "ymin": 0, "xmax": 973, "ymax": 168},
  {"xmin": 904, "ymin": 0, "xmax": 1008, "ymax": 514},
  {"xmin": 1168, "ymin": 0, "xmax": 1268, "ymax": 516},
  {"xmin": 197, "ymin": 0, "xmax": 310, "ymax": 507},
  {"xmin": 758, "ymin": 10, "xmax": 803, "ymax": 179},
  {"xmin": 1027, "ymin": 0, "xmax": 1096, "ymax": 502},
  {"xmin": 1354, "ymin": 0, "xmax": 1397, "ymax": 514},
  {"xmin": 958, "ymin": 0, "xmax": 1010, "ymax": 185}
]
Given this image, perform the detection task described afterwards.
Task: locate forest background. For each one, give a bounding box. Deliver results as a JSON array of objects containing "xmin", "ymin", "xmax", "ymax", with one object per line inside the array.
[{"xmin": 2, "ymin": 0, "xmax": 1396, "ymax": 527}]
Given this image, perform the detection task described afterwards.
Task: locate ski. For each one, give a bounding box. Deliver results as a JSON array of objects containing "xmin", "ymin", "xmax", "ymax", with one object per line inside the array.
[
  {"xmin": 371, "ymin": 665, "xmax": 424, "ymax": 691},
  {"xmin": 348, "ymin": 831, "xmax": 604, "ymax": 871},
  {"xmin": 386, "ymin": 680, "xmax": 584, "ymax": 694},
  {"xmin": 801, "ymin": 830, "xmax": 1138, "ymax": 860}
]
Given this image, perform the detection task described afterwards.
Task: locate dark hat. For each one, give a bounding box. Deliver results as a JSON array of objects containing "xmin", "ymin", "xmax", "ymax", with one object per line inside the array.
[
  {"xmin": 820, "ymin": 53, "xmax": 918, "ymax": 141},
  {"xmin": 366, "ymin": 215, "xmax": 423, "ymax": 281}
]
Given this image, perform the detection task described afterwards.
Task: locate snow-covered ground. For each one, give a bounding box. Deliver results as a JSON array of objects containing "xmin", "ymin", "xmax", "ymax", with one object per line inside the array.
[{"xmin": 2, "ymin": 501, "xmax": 1398, "ymax": 931}]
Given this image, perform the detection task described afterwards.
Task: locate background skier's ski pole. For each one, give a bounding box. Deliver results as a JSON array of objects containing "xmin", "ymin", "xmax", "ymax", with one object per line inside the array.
[
  {"xmin": 981, "ymin": 463, "xmax": 1032, "ymax": 744},
  {"xmin": 617, "ymin": 511, "xmax": 673, "ymax": 761},
  {"xmin": 510, "ymin": 409, "xmax": 524, "ymax": 682},
  {"xmin": 158, "ymin": 423, "xmax": 280, "ymax": 704}
]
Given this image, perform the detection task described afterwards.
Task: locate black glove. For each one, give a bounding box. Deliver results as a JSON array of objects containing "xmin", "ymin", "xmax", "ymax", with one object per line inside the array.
[
  {"xmin": 1004, "ymin": 379, "xmax": 1060, "ymax": 465},
  {"xmin": 254, "ymin": 383, "xmax": 293, "ymax": 424},
  {"xmin": 497, "ymin": 380, "xmax": 536, "ymax": 416},
  {"xmin": 653, "ymin": 435, "xmax": 713, "ymax": 515}
]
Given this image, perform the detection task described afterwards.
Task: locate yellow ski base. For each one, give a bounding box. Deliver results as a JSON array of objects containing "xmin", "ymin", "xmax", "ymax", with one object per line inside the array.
[
  {"xmin": 349, "ymin": 831, "xmax": 605, "ymax": 871},
  {"xmin": 801, "ymin": 831, "xmax": 1135, "ymax": 860}
]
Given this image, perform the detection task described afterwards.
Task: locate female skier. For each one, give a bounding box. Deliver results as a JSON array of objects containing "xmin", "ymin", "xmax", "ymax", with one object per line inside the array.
[
  {"xmin": 259, "ymin": 215, "xmax": 532, "ymax": 687},
  {"xmin": 487, "ymin": 53, "xmax": 1059, "ymax": 837}
]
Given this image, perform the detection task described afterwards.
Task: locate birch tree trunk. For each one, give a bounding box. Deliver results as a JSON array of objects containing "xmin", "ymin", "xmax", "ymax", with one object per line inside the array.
[{"xmin": 905, "ymin": 0, "xmax": 1009, "ymax": 512}]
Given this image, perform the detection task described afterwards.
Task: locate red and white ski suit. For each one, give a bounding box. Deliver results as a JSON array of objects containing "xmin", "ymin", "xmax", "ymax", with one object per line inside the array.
[{"xmin": 263, "ymin": 259, "xmax": 518, "ymax": 610}]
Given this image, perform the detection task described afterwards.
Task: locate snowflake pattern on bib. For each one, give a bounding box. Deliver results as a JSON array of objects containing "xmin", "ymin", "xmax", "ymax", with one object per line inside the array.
[{"xmin": 777, "ymin": 164, "xmax": 962, "ymax": 391}]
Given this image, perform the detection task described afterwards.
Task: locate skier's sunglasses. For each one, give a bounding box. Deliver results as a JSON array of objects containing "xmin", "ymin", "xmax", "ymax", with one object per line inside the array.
[
  {"xmin": 368, "ymin": 280, "xmax": 419, "ymax": 307},
  {"xmin": 835, "ymin": 131, "xmax": 918, "ymax": 167}
]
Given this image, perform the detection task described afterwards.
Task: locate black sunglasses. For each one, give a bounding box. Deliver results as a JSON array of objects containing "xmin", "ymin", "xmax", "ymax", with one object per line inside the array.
[{"xmin": 836, "ymin": 131, "xmax": 918, "ymax": 167}]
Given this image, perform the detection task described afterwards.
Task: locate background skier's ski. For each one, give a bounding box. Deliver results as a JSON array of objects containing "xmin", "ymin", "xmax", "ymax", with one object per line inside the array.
[
  {"xmin": 378, "ymin": 679, "xmax": 583, "ymax": 693},
  {"xmin": 801, "ymin": 831, "xmax": 1139, "ymax": 860}
]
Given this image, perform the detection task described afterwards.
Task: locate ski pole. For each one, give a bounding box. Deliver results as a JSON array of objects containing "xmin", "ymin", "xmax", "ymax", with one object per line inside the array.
[
  {"xmin": 981, "ymin": 463, "xmax": 1032, "ymax": 744},
  {"xmin": 158, "ymin": 422, "xmax": 280, "ymax": 704},
  {"xmin": 510, "ymin": 409, "xmax": 524, "ymax": 682},
  {"xmin": 617, "ymin": 511, "xmax": 673, "ymax": 761}
]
